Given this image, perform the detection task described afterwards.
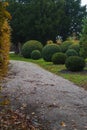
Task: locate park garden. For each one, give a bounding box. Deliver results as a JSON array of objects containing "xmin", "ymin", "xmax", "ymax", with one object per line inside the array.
[
  {"xmin": 0, "ymin": 0, "xmax": 87, "ymax": 129},
  {"xmin": 8, "ymin": 0, "xmax": 87, "ymax": 89},
  {"xmin": 10, "ymin": 34, "xmax": 87, "ymax": 90}
]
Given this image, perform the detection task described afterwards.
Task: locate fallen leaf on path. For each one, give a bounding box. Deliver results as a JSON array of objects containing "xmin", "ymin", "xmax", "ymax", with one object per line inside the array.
[
  {"xmin": 32, "ymin": 112, "xmax": 35, "ymax": 115},
  {"xmin": 22, "ymin": 103, "xmax": 27, "ymax": 108},
  {"xmin": 2, "ymin": 99, "xmax": 10, "ymax": 105},
  {"xmin": 0, "ymin": 109, "xmax": 42, "ymax": 130},
  {"xmin": 60, "ymin": 121, "xmax": 66, "ymax": 127}
]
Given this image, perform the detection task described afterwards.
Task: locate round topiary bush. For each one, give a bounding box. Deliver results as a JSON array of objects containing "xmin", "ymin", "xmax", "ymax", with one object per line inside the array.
[
  {"xmin": 60, "ymin": 41, "xmax": 73, "ymax": 53},
  {"xmin": 66, "ymin": 49, "xmax": 78, "ymax": 57},
  {"xmin": 69, "ymin": 44, "xmax": 80, "ymax": 54},
  {"xmin": 22, "ymin": 40, "xmax": 43, "ymax": 58},
  {"xmin": 31, "ymin": 50, "xmax": 41, "ymax": 60},
  {"xmin": 65, "ymin": 56, "xmax": 85, "ymax": 71},
  {"xmin": 42, "ymin": 44, "xmax": 61, "ymax": 62},
  {"xmin": 52, "ymin": 52, "xmax": 67, "ymax": 64}
]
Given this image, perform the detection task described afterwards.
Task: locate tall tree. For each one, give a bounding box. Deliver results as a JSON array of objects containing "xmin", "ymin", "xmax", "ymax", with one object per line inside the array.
[
  {"xmin": 80, "ymin": 18, "xmax": 87, "ymax": 58},
  {"xmin": 0, "ymin": 1, "xmax": 11, "ymax": 76},
  {"xmin": 63, "ymin": 0, "xmax": 87, "ymax": 37},
  {"xmin": 6, "ymin": 0, "xmax": 87, "ymax": 53}
]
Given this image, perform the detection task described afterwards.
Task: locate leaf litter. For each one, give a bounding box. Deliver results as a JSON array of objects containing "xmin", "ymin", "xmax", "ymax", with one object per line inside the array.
[{"xmin": 0, "ymin": 92, "xmax": 42, "ymax": 130}]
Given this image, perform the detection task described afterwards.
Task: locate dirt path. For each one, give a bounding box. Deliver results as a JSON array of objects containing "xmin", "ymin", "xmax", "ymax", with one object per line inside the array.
[{"xmin": 1, "ymin": 60, "xmax": 87, "ymax": 130}]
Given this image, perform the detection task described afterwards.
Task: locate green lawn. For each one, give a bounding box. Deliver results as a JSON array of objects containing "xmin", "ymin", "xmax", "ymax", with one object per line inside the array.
[{"xmin": 10, "ymin": 53, "xmax": 87, "ymax": 90}]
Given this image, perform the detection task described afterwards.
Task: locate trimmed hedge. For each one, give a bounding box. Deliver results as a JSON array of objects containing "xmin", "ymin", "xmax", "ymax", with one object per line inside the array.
[
  {"xmin": 22, "ymin": 40, "xmax": 43, "ymax": 58},
  {"xmin": 66, "ymin": 49, "xmax": 78, "ymax": 57},
  {"xmin": 52, "ymin": 52, "xmax": 67, "ymax": 64},
  {"xmin": 69, "ymin": 44, "xmax": 80, "ymax": 53},
  {"xmin": 65, "ymin": 56, "xmax": 85, "ymax": 71},
  {"xmin": 60, "ymin": 41, "xmax": 73, "ymax": 53},
  {"xmin": 42, "ymin": 44, "xmax": 61, "ymax": 62},
  {"xmin": 31, "ymin": 50, "xmax": 41, "ymax": 60}
]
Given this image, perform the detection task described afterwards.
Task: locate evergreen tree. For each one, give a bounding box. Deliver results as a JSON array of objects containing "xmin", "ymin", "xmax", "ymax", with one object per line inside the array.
[
  {"xmin": 6, "ymin": 0, "xmax": 87, "ymax": 53},
  {"xmin": 80, "ymin": 18, "xmax": 87, "ymax": 58},
  {"xmin": 0, "ymin": 1, "xmax": 11, "ymax": 76}
]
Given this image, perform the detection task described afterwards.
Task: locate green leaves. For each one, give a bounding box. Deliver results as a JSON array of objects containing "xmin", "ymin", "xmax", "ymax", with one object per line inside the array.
[
  {"xmin": 80, "ymin": 18, "xmax": 87, "ymax": 58},
  {"xmin": 7, "ymin": 0, "xmax": 86, "ymax": 48}
]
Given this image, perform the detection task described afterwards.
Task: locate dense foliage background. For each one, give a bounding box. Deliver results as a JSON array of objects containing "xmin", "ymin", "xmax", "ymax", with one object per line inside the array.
[{"xmin": 6, "ymin": 0, "xmax": 86, "ymax": 53}]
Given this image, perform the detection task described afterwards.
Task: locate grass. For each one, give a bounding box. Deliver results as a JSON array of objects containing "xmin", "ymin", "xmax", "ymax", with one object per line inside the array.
[{"xmin": 10, "ymin": 53, "xmax": 87, "ymax": 90}]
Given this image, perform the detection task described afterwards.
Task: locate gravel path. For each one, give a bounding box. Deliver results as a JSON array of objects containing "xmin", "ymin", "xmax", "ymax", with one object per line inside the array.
[{"xmin": 1, "ymin": 60, "xmax": 87, "ymax": 130}]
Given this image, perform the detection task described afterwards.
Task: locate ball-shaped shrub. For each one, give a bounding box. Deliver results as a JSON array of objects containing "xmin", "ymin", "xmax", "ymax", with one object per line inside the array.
[
  {"xmin": 60, "ymin": 41, "xmax": 73, "ymax": 53},
  {"xmin": 31, "ymin": 50, "xmax": 41, "ymax": 60},
  {"xmin": 66, "ymin": 49, "xmax": 78, "ymax": 57},
  {"xmin": 52, "ymin": 52, "xmax": 67, "ymax": 64},
  {"xmin": 65, "ymin": 56, "xmax": 85, "ymax": 71},
  {"xmin": 22, "ymin": 40, "xmax": 43, "ymax": 58},
  {"xmin": 42, "ymin": 44, "xmax": 61, "ymax": 61},
  {"xmin": 69, "ymin": 44, "xmax": 80, "ymax": 53}
]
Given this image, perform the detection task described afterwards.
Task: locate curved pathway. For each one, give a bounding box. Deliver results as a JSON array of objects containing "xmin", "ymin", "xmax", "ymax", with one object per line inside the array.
[{"xmin": 2, "ymin": 60, "xmax": 87, "ymax": 130}]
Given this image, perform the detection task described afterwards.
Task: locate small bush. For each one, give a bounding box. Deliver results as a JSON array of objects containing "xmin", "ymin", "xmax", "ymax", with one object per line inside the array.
[
  {"xmin": 31, "ymin": 50, "xmax": 41, "ymax": 60},
  {"xmin": 22, "ymin": 40, "xmax": 43, "ymax": 58},
  {"xmin": 52, "ymin": 52, "xmax": 67, "ymax": 64},
  {"xmin": 42, "ymin": 44, "xmax": 61, "ymax": 62},
  {"xmin": 60, "ymin": 41, "xmax": 73, "ymax": 53},
  {"xmin": 66, "ymin": 49, "xmax": 78, "ymax": 57},
  {"xmin": 69, "ymin": 44, "xmax": 80, "ymax": 53},
  {"xmin": 65, "ymin": 56, "xmax": 85, "ymax": 71}
]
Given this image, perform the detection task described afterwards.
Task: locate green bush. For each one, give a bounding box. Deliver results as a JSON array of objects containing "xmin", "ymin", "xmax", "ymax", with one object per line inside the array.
[
  {"xmin": 69, "ymin": 44, "xmax": 80, "ymax": 53},
  {"xmin": 31, "ymin": 50, "xmax": 41, "ymax": 60},
  {"xmin": 60, "ymin": 41, "xmax": 73, "ymax": 53},
  {"xmin": 42, "ymin": 44, "xmax": 61, "ymax": 62},
  {"xmin": 52, "ymin": 52, "xmax": 67, "ymax": 64},
  {"xmin": 65, "ymin": 56, "xmax": 85, "ymax": 71},
  {"xmin": 22, "ymin": 40, "xmax": 43, "ymax": 58},
  {"xmin": 66, "ymin": 49, "xmax": 78, "ymax": 57}
]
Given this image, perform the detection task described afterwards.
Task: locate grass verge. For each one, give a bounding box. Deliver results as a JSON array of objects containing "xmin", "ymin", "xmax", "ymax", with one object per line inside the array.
[{"xmin": 10, "ymin": 53, "xmax": 87, "ymax": 90}]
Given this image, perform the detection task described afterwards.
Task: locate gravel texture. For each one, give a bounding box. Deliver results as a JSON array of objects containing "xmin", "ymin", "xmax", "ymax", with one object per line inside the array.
[{"xmin": 1, "ymin": 60, "xmax": 87, "ymax": 130}]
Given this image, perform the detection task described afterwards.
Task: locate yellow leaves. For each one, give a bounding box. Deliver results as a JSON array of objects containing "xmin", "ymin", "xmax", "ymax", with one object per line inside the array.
[
  {"xmin": 47, "ymin": 40, "xmax": 54, "ymax": 44},
  {"xmin": 0, "ymin": 86, "xmax": 2, "ymax": 90},
  {"xmin": 1, "ymin": 98, "xmax": 10, "ymax": 106},
  {"xmin": 3, "ymin": 2, "xmax": 9, "ymax": 7},
  {"xmin": 3, "ymin": 10, "xmax": 11, "ymax": 20},
  {"xmin": 0, "ymin": 8, "xmax": 11, "ymax": 78},
  {"xmin": 0, "ymin": 2, "xmax": 11, "ymax": 20}
]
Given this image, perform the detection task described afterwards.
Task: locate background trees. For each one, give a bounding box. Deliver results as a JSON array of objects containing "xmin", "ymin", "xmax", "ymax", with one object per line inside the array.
[
  {"xmin": 80, "ymin": 18, "xmax": 87, "ymax": 58},
  {"xmin": 6, "ymin": 0, "xmax": 86, "ymax": 53}
]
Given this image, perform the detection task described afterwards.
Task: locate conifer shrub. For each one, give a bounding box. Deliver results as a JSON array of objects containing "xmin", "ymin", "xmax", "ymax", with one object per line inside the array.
[
  {"xmin": 80, "ymin": 18, "xmax": 87, "ymax": 58},
  {"xmin": 22, "ymin": 40, "xmax": 43, "ymax": 58},
  {"xmin": 69, "ymin": 44, "xmax": 80, "ymax": 54},
  {"xmin": 66, "ymin": 49, "xmax": 78, "ymax": 57},
  {"xmin": 65, "ymin": 56, "xmax": 85, "ymax": 71},
  {"xmin": 42, "ymin": 44, "xmax": 61, "ymax": 62},
  {"xmin": 0, "ymin": 2, "xmax": 11, "ymax": 77},
  {"xmin": 52, "ymin": 52, "xmax": 67, "ymax": 64},
  {"xmin": 60, "ymin": 41, "xmax": 73, "ymax": 53},
  {"xmin": 31, "ymin": 50, "xmax": 41, "ymax": 60}
]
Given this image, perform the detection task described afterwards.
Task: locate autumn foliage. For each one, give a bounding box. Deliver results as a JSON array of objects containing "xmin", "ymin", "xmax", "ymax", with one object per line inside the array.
[{"xmin": 0, "ymin": 2, "xmax": 11, "ymax": 78}]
